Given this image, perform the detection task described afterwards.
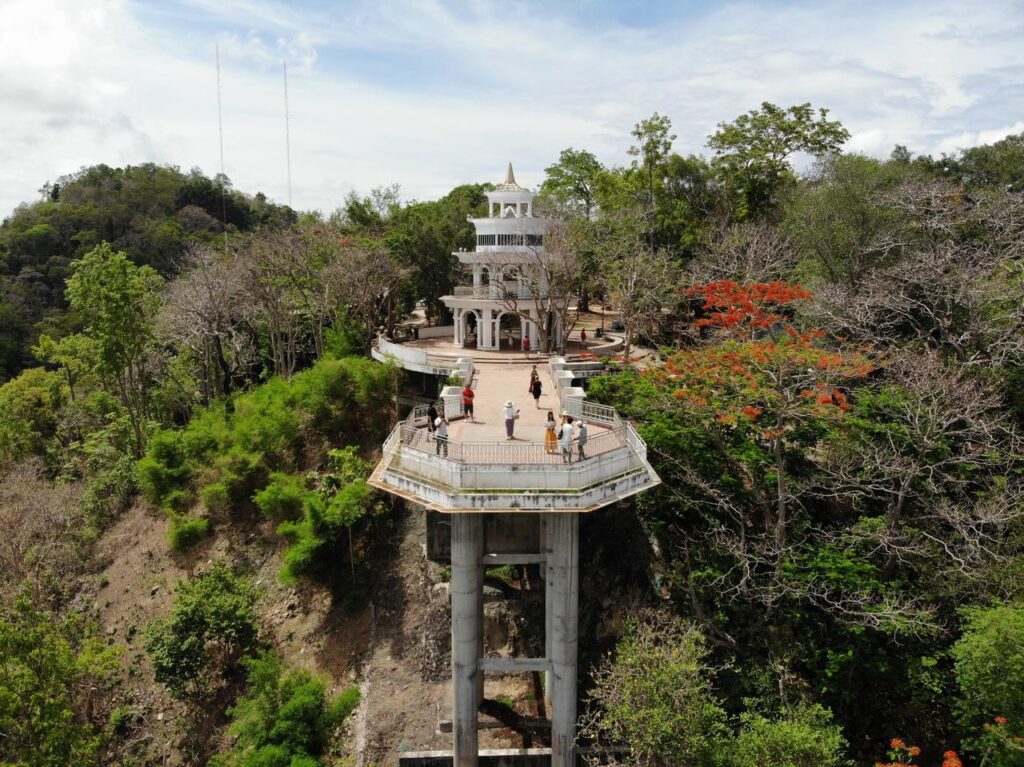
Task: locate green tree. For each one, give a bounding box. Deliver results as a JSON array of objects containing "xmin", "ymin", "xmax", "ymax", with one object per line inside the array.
[
  {"xmin": 144, "ymin": 564, "xmax": 258, "ymax": 702},
  {"xmin": 708, "ymin": 102, "xmax": 849, "ymax": 219},
  {"xmin": 582, "ymin": 611, "xmax": 727, "ymax": 767},
  {"xmin": 726, "ymin": 704, "xmax": 851, "ymax": 767},
  {"xmin": 0, "ymin": 367, "xmax": 65, "ymax": 465},
  {"xmin": 210, "ymin": 650, "xmax": 358, "ymax": 767},
  {"xmin": 0, "ymin": 597, "xmax": 119, "ymax": 767},
  {"xmin": 952, "ymin": 604, "xmax": 1024, "ymax": 726},
  {"xmin": 540, "ymin": 148, "xmax": 605, "ymax": 219},
  {"xmin": 63, "ymin": 243, "xmax": 163, "ymax": 456},
  {"xmin": 628, "ymin": 113, "xmax": 677, "ymax": 255}
]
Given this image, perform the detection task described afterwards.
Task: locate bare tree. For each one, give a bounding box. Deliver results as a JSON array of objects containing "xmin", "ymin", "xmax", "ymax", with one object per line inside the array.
[
  {"xmin": 159, "ymin": 245, "xmax": 256, "ymax": 401},
  {"xmin": 0, "ymin": 460, "xmax": 85, "ymax": 608},
  {"xmin": 686, "ymin": 221, "xmax": 799, "ymax": 285},
  {"xmin": 592, "ymin": 212, "xmax": 681, "ymax": 358},
  {"xmin": 812, "ymin": 180, "xmax": 1024, "ymax": 368}
]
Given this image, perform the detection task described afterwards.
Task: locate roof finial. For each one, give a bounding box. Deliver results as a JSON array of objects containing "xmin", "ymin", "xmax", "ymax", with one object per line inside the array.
[{"xmin": 504, "ymin": 162, "xmax": 517, "ymax": 187}]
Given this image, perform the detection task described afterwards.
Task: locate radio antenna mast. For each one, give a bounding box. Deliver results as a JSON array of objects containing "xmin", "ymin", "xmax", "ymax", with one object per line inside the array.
[
  {"xmin": 216, "ymin": 42, "xmax": 228, "ymax": 250},
  {"xmin": 283, "ymin": 59, "xmax": 293, "ymax": 208}
]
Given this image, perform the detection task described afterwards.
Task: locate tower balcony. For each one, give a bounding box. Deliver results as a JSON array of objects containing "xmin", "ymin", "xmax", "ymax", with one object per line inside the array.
[
  {"xmin": 451, "ymin": 283, "xmax": 535, "ymax": 300},
  {"xmin": 369, "ymin": 398, "xmax": 660, "ymax": 513}
]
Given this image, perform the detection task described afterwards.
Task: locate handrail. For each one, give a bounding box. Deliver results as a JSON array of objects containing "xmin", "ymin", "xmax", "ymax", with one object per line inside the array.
[{"xmin": 390, "ymin": 423, "xmax": 630, "ymax": 466}]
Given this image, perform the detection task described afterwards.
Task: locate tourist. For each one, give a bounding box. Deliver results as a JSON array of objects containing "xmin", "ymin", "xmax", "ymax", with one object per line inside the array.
[
  {"xmin": 580, "ymin": 328, "xmax": 587, "ymax": 344},
  {"xmin": 503, "ymin": 400, "xmax": 519, "ymax": 440},
  {"xmin": 544, "ymin": 411, "xmax": 558, "ymax": 454},
  {"xmin": 577, "ymin": 420, "xmax": 588, "ymax": 460},
  {"xmin": 434, "ymin": 414, "xmax": 449, "ymax": 457},
  {"xmin": 427, "ymin": 403, "xmax": 438, "ymax": 442},
  {"xmin": 559, "ymin": 415, "xmax": 574, "ymax": 463},
  {"xmin": 461, "ymin": 382, "xmax": 475, "ymax": 422},
  {"xmin": 523, "ymin": 335, "xmax": 531, "ymax": 358},
  {"xmin": 528, "ymin": 365, "xmax": 538, "ymax": 393},
  {"xmin": 530, "ymin": 376, "xmax": 542, "ymax": 408}
]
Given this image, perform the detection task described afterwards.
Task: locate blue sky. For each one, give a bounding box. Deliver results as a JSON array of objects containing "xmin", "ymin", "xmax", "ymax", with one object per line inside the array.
[{"xmin": 1, "ymin": 0, "xmax": 1023, "ymax": 218}]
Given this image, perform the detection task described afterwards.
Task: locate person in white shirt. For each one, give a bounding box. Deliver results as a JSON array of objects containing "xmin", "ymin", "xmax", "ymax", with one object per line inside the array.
[
  {"xmin": 577, "ymin": 420, "xmax": 588, "ymax": 460},
  {"xmin": 559, "ymin": 414, "xmax": 574, "ymax": 463},
  {"xmin": 503, "ymin": 400, "xmax": 518, "ymax": 440},
  {"xmin": 434, "ymin": 415, "xmax": 449, "ymax": 457}
]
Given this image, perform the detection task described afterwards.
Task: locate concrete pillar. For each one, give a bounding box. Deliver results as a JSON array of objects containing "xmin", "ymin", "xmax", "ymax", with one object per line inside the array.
[
  {"xmin": 451, "ymin": 514, "xmax": 483, "ymax": 767},
  {"xmin": 546, "ymin": 512, "xmax": 579, "ymax": 767},
  {"xmin": 473, "ymin": 266, "xmax": 482, "ymax": 289},
  {"xmin": 480, "ymin": 309, "xmax": 491, "ymax": 350},
  {"xmin": 455, "ymin": 309, "xmax": 463, "ymax": 347}
]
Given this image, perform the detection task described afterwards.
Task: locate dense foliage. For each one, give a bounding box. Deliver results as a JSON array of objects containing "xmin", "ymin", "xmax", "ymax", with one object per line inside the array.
[{"xmin": 2, "ymin": 103, "xmax": 1024, "ymax": 764}]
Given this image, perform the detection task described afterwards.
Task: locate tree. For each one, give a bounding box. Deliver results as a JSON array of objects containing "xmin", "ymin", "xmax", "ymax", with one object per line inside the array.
[
  {"xmin": 580, "ymin": 610, "xmax": 727, "ymax": 767},
  {"xmin": 540, "ymin": 148, "xmax": 604, "ymax": 219},
  {"xmin": 687, "ymin": 221, "xmax": 799, "ymax": 286},
  {"xmin": 62, "ymin": 243, "xmax": 163, "ymax": 456},
  {"xmin": 811, "ymin": 179, "xmax": 1024, "ymax": 369},
  {"xmin": 726, "ymin": 704, "xmax": 851, "ymax": 767},
  {"xmin": 628, "ymin": 113, "xmax": 677, "ymax": 255},
  {"xmin": 144, "ymin": 564, "xmax": 259, "ymax": 702},
  {"xmin": 591, "ymin": 211, "xmax": 680, "ymax": 358},
  {"xmin": 952, "ymin": 604, "xmax": 1024, "ymax": 727},
  {"xmin": 0, "ymin": 597, "xmax": 118, "ymax": 767},
  {"xmin": 708, "ymin": 102, "xmax": 849, "ymax": 219}
]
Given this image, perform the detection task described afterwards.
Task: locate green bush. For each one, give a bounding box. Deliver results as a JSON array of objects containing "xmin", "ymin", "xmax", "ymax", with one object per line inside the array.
[
  {"xmin": 209, "ymin": 651, "xmax": 357, "ymax": 767},
  {"xmin": 144, "ymin": 563, "xmax": 258, "ymax": 701},
  {"xmin": 254, "ymin": 472, "xmax": 311, "ymax": 521},
  {"xmin": 167, "ymin": 514, "xmax": 211, "ymax": 551},
  {"xmin": 0, "ymin": 367, "xmax": 65, "ymax": 464},
  {"xmin": 725, "ymin": 704, "xmax": 851, "ymax": 767},
  {"xmin": 137, "ymin": 430, "xmax": 190, "ymax": 505},
  {"xmin": 953, "ymin": 603, "xmax": 1024, "ymax": 728}
]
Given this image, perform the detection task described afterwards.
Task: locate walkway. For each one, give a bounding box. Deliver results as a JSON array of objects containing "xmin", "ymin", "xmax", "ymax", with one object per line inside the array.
[{"xmin": 448, "ymin": 361, "xmax": 558, "ymax": 443}]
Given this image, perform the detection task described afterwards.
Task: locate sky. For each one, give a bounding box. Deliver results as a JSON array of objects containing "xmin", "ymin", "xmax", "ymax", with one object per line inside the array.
[{"xmin": 1, "ymin": 0, "xmax": 1023, "ymax": 219}]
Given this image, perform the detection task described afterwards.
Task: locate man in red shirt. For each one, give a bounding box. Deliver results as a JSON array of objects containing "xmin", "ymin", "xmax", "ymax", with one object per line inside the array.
[{"xmin": 461, "ymin": 383, "xmax": 475, "ymax": 422}]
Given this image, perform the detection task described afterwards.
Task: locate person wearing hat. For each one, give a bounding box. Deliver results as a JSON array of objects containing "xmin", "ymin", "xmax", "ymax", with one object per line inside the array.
[
  {"xmin": 503, "ymin": 400, "xmax": 519, "ymax": 440},
  {"xmin": 576, "ymin": 419, "xmax": 588, "ymax": 460},
  {"xmin": 559, "ymin": 414, "xmax": 575, "ymax": 463}
]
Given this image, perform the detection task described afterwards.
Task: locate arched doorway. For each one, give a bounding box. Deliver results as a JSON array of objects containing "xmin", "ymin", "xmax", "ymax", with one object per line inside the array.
[
  {"xmin": 461, "ymin": 310, "xmax": 479, "ymax": 348},
  {"xmin": 496, "ymin": 312, "xmax": 520, "ymax": 350}
]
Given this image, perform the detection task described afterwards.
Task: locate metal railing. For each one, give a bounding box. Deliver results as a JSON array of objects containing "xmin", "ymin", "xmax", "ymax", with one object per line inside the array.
[
  {"xmin": 395, "ymin": 423, "xmax": 628, "ymax": 465},
  {"xmin": 451, "ymin": 284, "xmax": 534, "ymax": 300}
]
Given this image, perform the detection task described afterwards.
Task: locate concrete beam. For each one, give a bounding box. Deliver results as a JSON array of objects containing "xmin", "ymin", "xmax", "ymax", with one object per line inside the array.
[
  {"xmin": 482, "ymin": 553, "xmax": 546, "ymax": 565},
  {"xmin": 479, "ymin": 657, "xmax": 550, "ymax": 673},
  {"xmin": 451, "ymin": 514, "xmax": 484, "ymax": 767}
]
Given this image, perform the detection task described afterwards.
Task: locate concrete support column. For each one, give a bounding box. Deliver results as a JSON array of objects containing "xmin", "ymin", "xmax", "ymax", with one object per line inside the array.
[
  {"xmin": 451, "ymin": 514, "xmax": 483, "ymax": 767},
  {"xmin": 519, "ymin": 315, "xmax": 527, "ymax": 349},
  {"xmin": 473, "ymin": 266, "xmax": 482, "ymax": 289},
  {"xmin": 455, "ymin": 309, "xmax": 463, "ymax": 347},
  {"xmin": 480, "ymin": 309, "xmax": 492, "ymax": 350},
  {"xmin": 546, "ymin": 512, "xmax": 580, "ymax": 767}
]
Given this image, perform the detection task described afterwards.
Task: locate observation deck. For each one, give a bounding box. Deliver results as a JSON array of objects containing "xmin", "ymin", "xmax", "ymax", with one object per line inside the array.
[{"xmin": 369, "ymin": 357, "xmax": 660, "ymax": 513}]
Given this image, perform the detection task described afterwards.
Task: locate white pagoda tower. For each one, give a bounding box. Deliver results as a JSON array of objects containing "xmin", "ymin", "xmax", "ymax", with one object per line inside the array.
[{"xmin": 442, "ymin": 164, "xmax": 566, "ymax": 352}]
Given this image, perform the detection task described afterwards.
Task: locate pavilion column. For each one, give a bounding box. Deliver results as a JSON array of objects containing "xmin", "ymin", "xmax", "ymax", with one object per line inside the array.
[
  {"xmin": 473, "ymin": 267, "xmax": 482, "ymax": 291},
  {"xmin": 480, "ymin": 309, "xmax": 492, "ymax": 350},
  {"xmin": 519, "ymin": 315, "xmax": 527, "ymax": 349}
]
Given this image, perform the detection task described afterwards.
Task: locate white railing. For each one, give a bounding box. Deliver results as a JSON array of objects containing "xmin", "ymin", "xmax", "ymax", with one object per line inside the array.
[
  {"xmin": 451, "ymin": 284, "xmax": 534, "ymax": 300},
  {"xmin": 381, "ymin": 424, "xmax": 644, "ymax": 492}
]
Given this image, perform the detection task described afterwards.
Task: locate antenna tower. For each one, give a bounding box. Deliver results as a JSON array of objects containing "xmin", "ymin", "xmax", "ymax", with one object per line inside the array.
[
  {"xmin": 216, "ymin": 43, "xmax": 228, "ymax": 250},
  {"xmin": 283, "ymin": 60, "xmax": 293, "ymax": 208}
]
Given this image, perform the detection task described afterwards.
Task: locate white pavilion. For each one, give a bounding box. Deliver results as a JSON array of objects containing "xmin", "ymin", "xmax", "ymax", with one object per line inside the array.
[{"xmin": 442, "ymin": 164, "xmax": 568, "ymax": 352}]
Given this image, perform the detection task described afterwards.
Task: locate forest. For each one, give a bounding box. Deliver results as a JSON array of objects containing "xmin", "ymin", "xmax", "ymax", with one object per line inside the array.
[{"xmin": 2, "ymin": 103, "xmax": 1024, "ymax": 767}]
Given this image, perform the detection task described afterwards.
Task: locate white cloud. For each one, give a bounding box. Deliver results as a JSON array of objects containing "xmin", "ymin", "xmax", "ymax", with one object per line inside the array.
[{"xmin": 1, "ymin": 0, "xmax": 1023, "ymax": 219}]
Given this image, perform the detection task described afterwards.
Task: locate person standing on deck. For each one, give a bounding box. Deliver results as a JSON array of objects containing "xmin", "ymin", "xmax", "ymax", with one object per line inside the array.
[
  {"xmin": 503, "ymin": 400, "xmax": 519, "ymax": 440},
  {"xmin": 523, "ymin": 335, "xmax": 531, "ymax": 358},
  {"xmin": 559, "ymin": 414, "xmax": 574, "ymax": 463},
  {"xmin": 434, "ymin": 415, "xmax": 449, "ymax": 457},
  {"xmin": 544, "ymin": 411, "xmax": 558, "ymax": 454},
  {"xmin": 461, "ymin": 383, "xmax": 475, "ymax": 422},
  {"xmin": 427, "ymin": 403, "xmax": 438, "ymax": 442},
  {"xmin": 528, "ymin": 365, "xmax": 538, "ymax": 393},
  {"xmin": 530, "ymin": 376, "xmax": 542, "ymax": 408},
  {"xmin": 577, "ymin": 420, "xmax": 588, "ymax": 460}
]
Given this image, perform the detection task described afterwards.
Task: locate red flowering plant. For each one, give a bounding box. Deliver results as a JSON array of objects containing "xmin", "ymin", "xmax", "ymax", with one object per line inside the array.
[
  {"xmin": 875, "ymin": 738, "xmax": 965, "ymax": 767},
  {"xmin": 971, "ymin": 714, "xmax": 1024, "ymax": 767},
  {"xmin": 645, "ymin": 282, "xmax": 873, "ymax": 562}
]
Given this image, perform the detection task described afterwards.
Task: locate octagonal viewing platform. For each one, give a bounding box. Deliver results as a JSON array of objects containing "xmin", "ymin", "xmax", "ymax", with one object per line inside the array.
[{"xmin": 369, "ymin": 351, "xmax": 659, "ymax": 513}]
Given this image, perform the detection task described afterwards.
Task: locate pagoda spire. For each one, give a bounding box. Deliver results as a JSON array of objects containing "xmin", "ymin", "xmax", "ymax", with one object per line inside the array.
[{"xmin": 504, "ymin": 162, "xmax": 517, "ymax": 187}]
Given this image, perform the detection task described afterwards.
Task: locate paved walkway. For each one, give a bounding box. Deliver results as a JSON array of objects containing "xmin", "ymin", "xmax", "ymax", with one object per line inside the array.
[{"xmin": 448, "ymin": 361, "xmax": 559, "ymax": 443}]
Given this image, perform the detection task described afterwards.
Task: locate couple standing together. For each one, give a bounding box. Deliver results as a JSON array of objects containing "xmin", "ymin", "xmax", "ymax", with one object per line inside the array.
[{"xmin": 545, "ymin": 411, "xmax": 587, "ymax": 463}]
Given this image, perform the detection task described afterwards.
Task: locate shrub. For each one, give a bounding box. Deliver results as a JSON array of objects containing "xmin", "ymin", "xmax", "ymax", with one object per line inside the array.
[
  {"xmin": 137, "ymin": 430, "xmax": 190, "ymax": 505},
  {"xmin": 167, "ymin": 514, "xmax": 211, "ymax": 552},
  {"xmin": 200, "ymin": 480, "xmax": 231, "ymax": 514},
  {"xmin": 209, "ymin": 650, "xmax": 357, "ymax": 767},
  {"xmin": 254, "ymin": 472, "xmax": 311, "ymax": 521},
  {"xmin": 0, "ymin": 367, "xmax": 65, "ymax": 464},
  {"xmin": 725, "ymin": 704, "xmax": 851, "ymax": 767},
  {"xmin": 582, "ymin": 610, "xmax": 727, "ymax": 767},
  {"xmin": 952, "ymin": 604, "xmax": 1024, "ymax": 726},
  {"xmin": 144, "ymin": 563, "xmax": 258, "ymax": 701}
]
